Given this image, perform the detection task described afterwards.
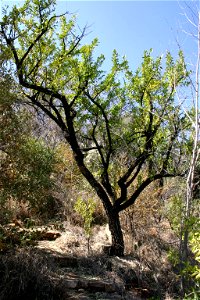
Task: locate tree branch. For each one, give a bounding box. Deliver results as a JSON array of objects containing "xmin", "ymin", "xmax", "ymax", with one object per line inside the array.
[{"xmin": 117, "ymin": 172, "xmax": 182, "ymax": 212}]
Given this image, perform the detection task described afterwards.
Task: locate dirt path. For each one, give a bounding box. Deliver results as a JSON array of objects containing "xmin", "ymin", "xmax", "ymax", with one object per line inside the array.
[{"xmin": 36, "ymin": 224, "xmax": 147, "ymax": 299}]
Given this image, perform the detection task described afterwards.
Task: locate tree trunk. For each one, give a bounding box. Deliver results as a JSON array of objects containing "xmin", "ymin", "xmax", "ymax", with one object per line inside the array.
[{"xmin": 107, "ymin": 209, "xmax": 124, "ymax": 256}]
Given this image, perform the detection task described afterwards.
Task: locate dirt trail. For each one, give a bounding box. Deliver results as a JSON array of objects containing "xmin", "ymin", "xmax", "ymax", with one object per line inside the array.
[{"xmin": 36, "ymin": 224, "xmax": 146, "ymax": 299}]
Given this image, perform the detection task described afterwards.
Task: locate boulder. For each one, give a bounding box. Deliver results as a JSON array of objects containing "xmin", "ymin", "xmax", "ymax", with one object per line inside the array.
[{"xmin": 41, "ymin": 230, "xmax": 61, "ymax": 240}]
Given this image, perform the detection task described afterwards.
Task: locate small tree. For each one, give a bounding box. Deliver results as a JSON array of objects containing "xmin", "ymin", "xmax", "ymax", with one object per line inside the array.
[
  {"xmin": 74, "ymin": 196, "xmax": 96, "ymax": 254},
  {"xmin": 0, "ymin": 0, "xmax": 191, "ymax": 256}
]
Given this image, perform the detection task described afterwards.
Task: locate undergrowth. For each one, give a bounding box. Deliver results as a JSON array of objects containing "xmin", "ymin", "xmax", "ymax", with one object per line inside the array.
[{"xmin": 0, "ymin": 249, "xmax": 63, "ymax": 300}]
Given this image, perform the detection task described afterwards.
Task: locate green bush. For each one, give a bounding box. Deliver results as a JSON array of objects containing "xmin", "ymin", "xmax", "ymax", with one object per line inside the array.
[{"xmin": 166, "ymin": 194, "xmax": 200, "ymax": 298}]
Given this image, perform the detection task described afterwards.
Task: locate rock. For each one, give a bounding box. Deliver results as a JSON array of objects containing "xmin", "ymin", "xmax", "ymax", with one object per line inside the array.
[
  {"xmin": 6, "ymin": 223, "xmax": 16, "ymax": 228},
  {"xmin": 94, "ymin": 292, "xmax": 122, "ymax": 300},
  {"xmin": 87, "ymin": 280, "xmax": 116, "ymax": 293},
  {"xmin": 88, "ymin": 280, "xmax": 106, "ymax": 292},
  {"xmin": 78, "ymin": 289, "xmax": 85, "ymax": 293},
  {"xmin": 41, "ymin": 230, "xmax": 61, "ymax": 240},
  {"xmin": 63, "ymin": 279, "xmax": 78, "ymax": 289},
  {"xmin": 78, "ymin": 280, "xmax": 89, "ymax": 289}
]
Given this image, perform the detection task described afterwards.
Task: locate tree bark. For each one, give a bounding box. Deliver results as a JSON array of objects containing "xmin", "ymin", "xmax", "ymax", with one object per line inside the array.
[{"xmin": 106, "ymin": 208, "xmax": 124, "ymax": 256}]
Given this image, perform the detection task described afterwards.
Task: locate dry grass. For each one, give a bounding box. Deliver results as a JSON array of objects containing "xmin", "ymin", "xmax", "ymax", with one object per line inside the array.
[{"xmin": 0, "ymin": 248, "xmax": 63, "ymax": 300}]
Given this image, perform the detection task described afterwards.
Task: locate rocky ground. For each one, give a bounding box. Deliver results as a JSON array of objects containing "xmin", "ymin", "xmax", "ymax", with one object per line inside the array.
[{"xmin": 33, "ymin": 222, "xmax": 177, "ymax": 300}]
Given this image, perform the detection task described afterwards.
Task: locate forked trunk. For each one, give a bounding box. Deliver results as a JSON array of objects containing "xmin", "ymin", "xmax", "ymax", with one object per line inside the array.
[
  {"xmin": 67, "ymin": 139, "xmax": 125, "ymax": 256},
  {"xmin": 107, "ymin": 209, "xmax": 124, "ymax": 256}
]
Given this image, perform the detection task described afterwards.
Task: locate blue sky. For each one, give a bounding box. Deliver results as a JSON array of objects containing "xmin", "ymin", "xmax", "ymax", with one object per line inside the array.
[
  {"xmin": 55, "ymin": 1, "xmax": 197, "ymax": 72},
  {"xmin": 1, "ymin": 1, "xmax": 197, "ymax": 72}
]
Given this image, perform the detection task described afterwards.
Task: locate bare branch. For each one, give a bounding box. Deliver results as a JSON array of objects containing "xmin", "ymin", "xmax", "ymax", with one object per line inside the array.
[{"xmin": 117, "ymin": 172, "xmax": 181, "ymax": 213}]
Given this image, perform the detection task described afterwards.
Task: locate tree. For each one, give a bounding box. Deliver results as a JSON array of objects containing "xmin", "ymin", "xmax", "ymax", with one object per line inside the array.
[
  {"xmin": 183, "ymin": 2, "xmax": 200, "ymax": 261},
  {"xmin": 174, "ymin": 2, "xmax": 200, "ymax": 294},
  {"xmin": 0, "ymin": 0, "xmax": 190, "ymax": 256}
]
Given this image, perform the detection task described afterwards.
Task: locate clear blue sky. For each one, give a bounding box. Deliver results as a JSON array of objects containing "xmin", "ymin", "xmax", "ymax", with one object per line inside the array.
[
  {"xmin": 1, "ymin": 1, "xmax": 197, "ymax": 72},
  {"xmin": 55, "ymin": 1, "xmax": 197, "ymax": 71}
]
